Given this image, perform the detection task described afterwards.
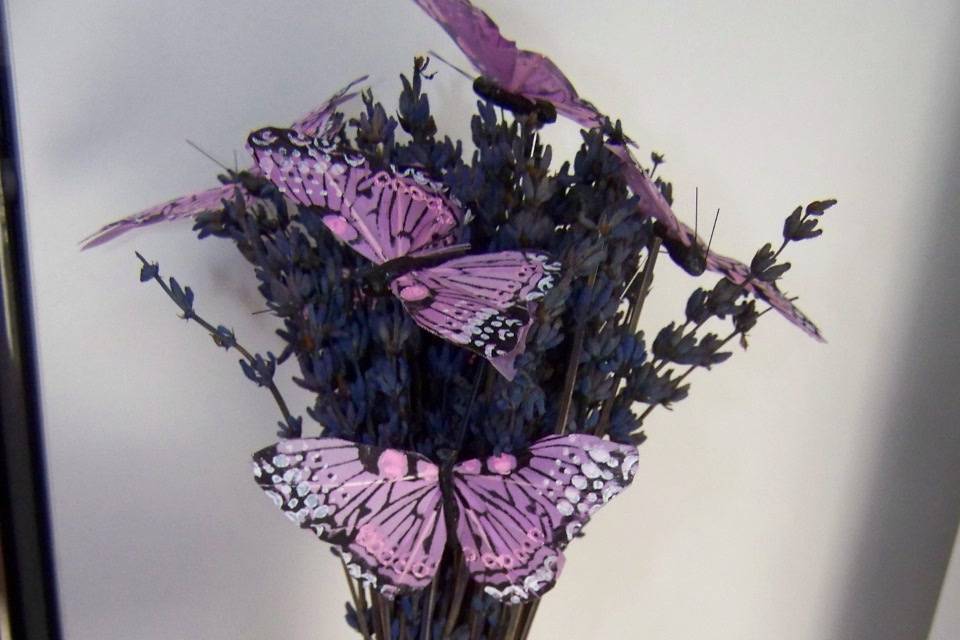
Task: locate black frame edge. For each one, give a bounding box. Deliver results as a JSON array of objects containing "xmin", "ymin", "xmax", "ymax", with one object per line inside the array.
[{"xmin": 0, "ymin": 2, "xmax": 64, "ymax": 638}]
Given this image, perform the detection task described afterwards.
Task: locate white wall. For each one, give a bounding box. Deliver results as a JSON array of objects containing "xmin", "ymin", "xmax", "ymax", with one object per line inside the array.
[{"xmin": 7, "ymin": 1, "xmax": 960, "ymax": 638}]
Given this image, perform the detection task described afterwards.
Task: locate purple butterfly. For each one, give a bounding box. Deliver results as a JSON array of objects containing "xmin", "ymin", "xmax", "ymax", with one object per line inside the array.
[
  {"xmin": 606, "ymin": 143, "xmax": 824, "ymax": 341},
  {"xmin": 80, "ymin": 76, "xmax": 368, "ymax": 249},
  {"xmin": 246, "ymin": 126, "xmax": 560, "ymax": 379},
  {"xmin": 252, "ymin": 433, "xmax": 638, "ymax": 602},
  {"xmin": 413, "ymin": 0, "xmax": 605, "ymax": 129},
  {"xmin": 413, "ymin": 0, "xmax": 823, "ymax": 340}
]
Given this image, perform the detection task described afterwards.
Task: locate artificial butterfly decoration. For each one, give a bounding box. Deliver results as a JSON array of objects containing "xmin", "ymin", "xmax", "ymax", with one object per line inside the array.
[
  {"xmin": 246, "ymin": 126, "xmax": 560, "ymax": 379},
  {"xmin": 252, "ymin": 433, "xmax": 638, "ymax": 602},
  {"xmin": 413, "ymin": 1, "xmax": 822, "ymax": 340},
  {"xmin": 412, "ymin": 0, "xmax": 605, "ymax": 129},
  {"xmin": 606, "ymin": 143, "xmax": 824, "ymax": 341},
  {"xmin": 80, "ymin": 76, "xmax": 368, "ymax": 249}
]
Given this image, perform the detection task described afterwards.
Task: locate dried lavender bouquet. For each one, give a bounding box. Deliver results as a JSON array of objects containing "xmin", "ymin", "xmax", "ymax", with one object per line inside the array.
[{"xmin": 114, "ymin": 56, "xmax": 834, "ymax": 639}]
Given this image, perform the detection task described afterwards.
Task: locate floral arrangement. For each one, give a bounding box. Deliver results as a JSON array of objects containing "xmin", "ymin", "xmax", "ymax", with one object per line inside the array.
[{"xmin": 84, "ymin": 1, "xmax": 834, "ymax": 638}]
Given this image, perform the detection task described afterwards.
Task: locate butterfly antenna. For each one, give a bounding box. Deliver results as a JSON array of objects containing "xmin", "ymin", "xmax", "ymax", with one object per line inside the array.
[
  {"xmin": 693, "ymin": 187, "xmax": 699, "ymax": 241},
  {"xmin": 706, "ymin": 207, "xmax": 720, "ymax": 255},
  {"xmin": 185, "ymin": 139, "xmax": 232, "ymax": 173},
  {"xmin": 619, "ymin": 266, "xmax": 644, "ymax": 301},
  {"xmin": 427, "ymin": 49, "xmax": 474, "ymax": 81}
]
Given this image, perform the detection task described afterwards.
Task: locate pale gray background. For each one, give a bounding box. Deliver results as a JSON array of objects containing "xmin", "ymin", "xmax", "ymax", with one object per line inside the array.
[{"xmin": 7, "ymin": 1, "xmax": 960, "ymax": 638}]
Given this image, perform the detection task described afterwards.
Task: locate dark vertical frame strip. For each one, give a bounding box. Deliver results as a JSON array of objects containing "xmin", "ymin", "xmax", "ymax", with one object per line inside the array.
[{"xmin": 0, "ymin": 2, "xmax": 63, "ymax": 639}]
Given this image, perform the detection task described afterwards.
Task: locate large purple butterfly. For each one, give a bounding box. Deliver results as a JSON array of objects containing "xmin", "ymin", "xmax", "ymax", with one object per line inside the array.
[
  {"xmin": 246, "ymin": 126, "xmax": 559, "ymax": 379},
  {"xmin": 252, "ymin": 433, "xmax": 638, "ymax": 602},
  {"xmin": 413, "ymin": 0, "xmax": 605, "ymax": 129},
  {"xmin": 607, "ymin": 143, "xmax": 823, "ymax": 341},
  {"xmin": 80, "ymin": 76, "xmax": 367, "ymax": 249},
  {"xmin": 413, "ymin": 1, "xmax": 822, "ymax": 339}
]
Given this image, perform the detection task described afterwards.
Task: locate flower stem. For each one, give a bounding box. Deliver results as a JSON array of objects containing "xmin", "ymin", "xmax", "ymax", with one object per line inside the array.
[
  {"xmin": 556, "ymin": 262, "xmax": 601, "ymax": 435},
  {"xmin": 517, "ymin": 600, "xmax": 540, "ymax": 640},
  {"xmin": 341, "ymin": 558, "xmax": 372, "ymax": 640},
  {"xmin": 442, "ymin": 554, "xmax": 469, "ymax": 638},
  {"xmin": 370, "ymin": 590, "xmax": 386, "ymax": 639},
  {"xmin": 595, "ymin": 237, "xmax": 661, "ymax": 436},
  {"xmin": 637, "ymin": 305, "xmax": 774, "ymax": 425},
  {"xmin": 135, "ymin": 252, "xmax": 294, "ymax": 425},
  {"xmin": 419, "ymin": 572, "xmax": 438, "ymax": 640},
  {"xmin": 502, "ymin": 605, "xmax": 522, "ymax": 639},
  {"xmin": 637, "ymin": 207, "xmax": 817, "ymax": 422}
]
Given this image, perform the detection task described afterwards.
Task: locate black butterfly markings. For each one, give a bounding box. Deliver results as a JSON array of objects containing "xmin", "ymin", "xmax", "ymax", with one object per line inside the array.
[{"xmin": 358, "ymin": 244, "xmax": 473, "ymax": 298}]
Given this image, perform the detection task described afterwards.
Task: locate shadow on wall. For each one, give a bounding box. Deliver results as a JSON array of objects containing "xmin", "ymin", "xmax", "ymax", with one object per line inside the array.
[{"xmin": 833, "ymin": 90, "xmax": 960, "ymax": 638}]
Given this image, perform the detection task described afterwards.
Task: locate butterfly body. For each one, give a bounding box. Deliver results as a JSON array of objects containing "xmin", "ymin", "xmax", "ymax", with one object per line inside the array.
[
  {"xmin": 247, "ymin": 126, "xmax": 561, "ymax": 378},
  {"xmin": 654, "ymin": 220, "xmax": 707, "ymax": 277},
  {"xmin": 472, "ymin": 76, "xmax": 557, "ymax": 125},
  {"xmin": 359, "ymin": 244, "xmax": 473, "ymax": 298},
  {"xmin": 414, "ymin": 0, "xmax": 606, "ymax": 131},
  {"xmin": 228, "ymin": 168, "xmax": 273, "ymax": 195},
  {"xmin": 252, "ymin": 433, "xmax": 638, "ymax": 602}
]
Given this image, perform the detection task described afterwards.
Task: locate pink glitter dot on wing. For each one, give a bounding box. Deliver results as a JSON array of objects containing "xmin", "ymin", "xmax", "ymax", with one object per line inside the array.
[
  {"xmin": 377, "ymin": 450, "xmax": 408, "ymax": 480},
  {"xmin": 458, "ymin": 459, "xmax": 482, "ymax": 475},
  {"xmin": 417, "ymin": 460, "xmax": 439, "ymax": 482},
  {"xmin": 325, "ymin": 217, "xmax": 350, "ymax": 236},
  {"xmin": 399, "ymin": 284, "xmax": 431, "ymax": 302},
  {"xmin": 487, "ymin": 453, "xmax": 517, "ymax": 475}
]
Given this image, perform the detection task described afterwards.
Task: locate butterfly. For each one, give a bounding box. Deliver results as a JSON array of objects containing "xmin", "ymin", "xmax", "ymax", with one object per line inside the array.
[
  {"xmin": 80, "ymin": 76, "xmax": 368, "ymax": 249},
  {"xmin": 412, "ymin": 0, "xmax": 605, "ymax": 130},
  {"xmin": 246, "ymin": 126, "xmax": 560, "ymax": 379},
  {"xmin": 606, "ymin": 143, "xmax": 824, "ymax": 341},
  {"xmin": 252, "ymin": 432, "xmax": 638, "ymax": 602},
  {"xmin": 413, "ymin": 1, "xmax": 823, "ymax": 340}
]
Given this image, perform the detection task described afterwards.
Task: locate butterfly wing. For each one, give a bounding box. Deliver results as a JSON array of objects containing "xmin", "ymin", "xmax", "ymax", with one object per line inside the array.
[
  {"xmin": 413, "ymin": 0, "xmax": 604, "ymax": 130},
  {"xmin": 606, "ymin": 143, "xmax": 824, "ymax": 341},
  {"xmin": 414, "ymin": 0, "xmax": 518, "ymax": 85},
  {"xmin": 248, "ymin": 127, "xmax": 465, "ymax": 264},
  {"xmin": 505, "ymin": 53, "xmax": 604, "ymax": 130},
  {"xmin": 451, "ymin": 433, "xmax": 639, "ymax": 603},
  {"xmin": 252, "ymin": 438, "xmax": 447, "ymax": 599},
  {"xmin": 81, "ymin": 78, "xmax": 364, "ymax": 249},
  {"xmin": 80, "ymin": 183, "xmax": 251, "ymax": 249},
  {"xmin": 288, "ymin": 75, "xmax": 368, "ymax": 139},
  {"xmin": 390, "ymin": 251, "xmax": 560, "ymax": 379}
]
